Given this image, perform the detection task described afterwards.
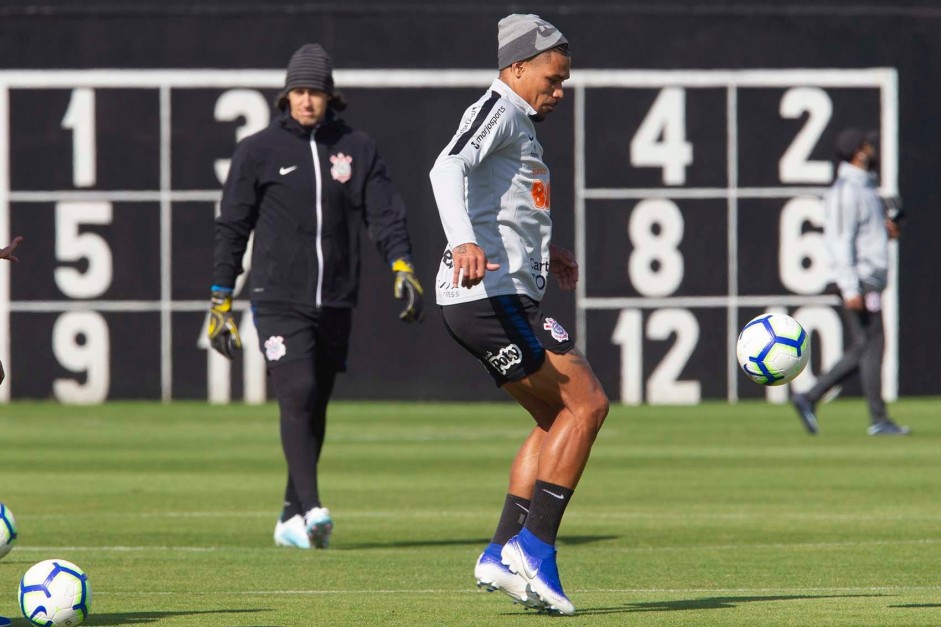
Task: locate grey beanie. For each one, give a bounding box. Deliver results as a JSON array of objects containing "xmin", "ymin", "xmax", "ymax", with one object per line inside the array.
[
  {"xmin": 283, "ymin": 43, "xmax": 334, "ymax": 94},
  {"xmin": 497, "ymin": 14, "xmax": 568, "ymax": 69}
]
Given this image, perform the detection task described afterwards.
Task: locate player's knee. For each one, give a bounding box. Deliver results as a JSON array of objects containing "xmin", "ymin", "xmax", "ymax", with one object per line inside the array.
[{"xmin": 581, "ymin": 388, "xmax": 609, "ymax": 433}]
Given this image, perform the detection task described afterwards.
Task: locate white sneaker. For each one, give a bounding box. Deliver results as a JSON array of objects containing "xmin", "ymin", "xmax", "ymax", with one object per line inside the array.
[
  {"xmin": 273, "ymin": 515, "xmax": 311, "ymax": 549},
  {"xmin": 475, "ymin": 545, "xmax": 545, "ymax": 610},
  {"xmin": 304, "ymin": 507, "xmax": 333, "ymax": 549}
]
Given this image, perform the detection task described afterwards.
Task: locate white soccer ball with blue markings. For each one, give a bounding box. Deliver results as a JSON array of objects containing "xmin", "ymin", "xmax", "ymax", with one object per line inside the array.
[
  {"xmin": 736, "ymin": 313, "xmax": 810, "ymax": 386},
  {"xmin": 0, "ymin": 503, "xmax": 16, "ymax": 559},
  {"xmin": 19, "ymin": 559, "xmax": 92, "ymax": 627}
]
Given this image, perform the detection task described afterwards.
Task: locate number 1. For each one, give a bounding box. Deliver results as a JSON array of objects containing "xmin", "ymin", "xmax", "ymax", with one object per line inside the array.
[{"xmin": 61, "ymin": 88, "xmax": 96, "ymax": 188}]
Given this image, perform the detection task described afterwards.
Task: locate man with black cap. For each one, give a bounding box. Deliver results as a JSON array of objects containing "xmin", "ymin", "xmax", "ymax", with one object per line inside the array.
[
  {"xmin": 210, "ymin": 43, "xmax": 424, "ymax": 549},
  {"xmin": 791, "ymin": 127, "xmax": 908, "ymax": 436},
  {"xmin": 429, "ymin": 14, "xmax": 607, "ymax": 616}
]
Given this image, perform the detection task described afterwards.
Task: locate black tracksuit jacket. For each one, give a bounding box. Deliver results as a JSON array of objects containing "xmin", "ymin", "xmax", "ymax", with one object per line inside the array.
[{"xmin": 213, "ymin": 111, "xmax": 413, "ymax": 308}]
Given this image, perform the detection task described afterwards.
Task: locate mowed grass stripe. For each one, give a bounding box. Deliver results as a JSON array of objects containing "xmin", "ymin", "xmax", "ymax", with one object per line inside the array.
[{"xmin": 2, "ymin": 399, "xmax": 941, "ymax": 626}]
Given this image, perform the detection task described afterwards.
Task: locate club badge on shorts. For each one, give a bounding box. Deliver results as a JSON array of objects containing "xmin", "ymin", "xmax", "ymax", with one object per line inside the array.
[
  {"xmin": 330, "ymin": 152, "xmax": 353, "ymax": 183},
  {"xmin": 543, "ymin": 317, "xmax": 569, "ymax": 342},
  {"xmin": 264, "ymin": 336, "xmax": 287, "ymax": 361}
]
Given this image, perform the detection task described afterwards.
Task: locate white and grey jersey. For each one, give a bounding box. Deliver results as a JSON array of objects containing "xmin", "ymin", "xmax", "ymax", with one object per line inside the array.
[
  {"xmin": 823, "ymin": 161, "xmax": 889, "ymax": 298},
  {"xmin": 429, "ymin": 78, "xmax": 552, "ymax": 305}
]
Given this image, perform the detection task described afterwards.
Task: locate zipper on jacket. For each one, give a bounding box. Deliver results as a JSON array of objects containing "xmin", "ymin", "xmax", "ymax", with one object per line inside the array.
[{"xmin": 309, "ymin": 134, "xmax": 325, "ymax": 307}]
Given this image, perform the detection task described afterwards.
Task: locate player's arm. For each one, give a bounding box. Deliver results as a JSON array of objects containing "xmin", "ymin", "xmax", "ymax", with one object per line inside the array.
[
  {"xmin": 208, "ymin": 144, "xmax": 260, "ymax": 358},
  {"xmin": 0, "ymin": 235, "xmax": 23, "ymax": 262},
  {"xmin": 213, "ymin": 144, "xmax": 261, "ymax": 289},
  {"xmin": 549, "ymin": 243, "xmax": 578, "ymax": 291},
  {"xmin": 429, "ymin": 101, "xmax": 510, "ymax": 287},
  {"xmin": 359, "ymin": 143, "xmax": 424, "ymax": 323},
  {"xmin": 825, "ymin": 186, "xmax": 863, "ymax": 310}
]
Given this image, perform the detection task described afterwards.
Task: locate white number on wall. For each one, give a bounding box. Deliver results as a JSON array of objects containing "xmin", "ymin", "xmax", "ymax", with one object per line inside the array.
[
  {"xmin": 779, "ymin": 196, "xmax": 828, "ymax": 294},
  {"xmin": 61, "ymin": 88, "xmax": 97, "ymax": 188},
  {"xmin": 612, "ymin": 308, "xmax": 701, "ymax": 405},
  {"xmin": 788, "ymin": 306, "xmax": 843, "ymax": 396},
  {"xmin": 628, "ymin": 199, "xmax": 684, "ymax": 297},
  {"xmin": 213, "ymin": 90, "xmax": 271, "ymax": 184},
  {"xmin": 54, "ymin": 201, "xmax": 114, "ymax": 299},
  {"xmin": 779, "ymin": 87, "xmax": 833, "ymax": 184},
  {"xmin": 630, "ymin": 87, "xmax": 693, "ymax": 185},
  {"xmin": 52, "ymin": 311, "xmax": 110, "ymax": 404}
]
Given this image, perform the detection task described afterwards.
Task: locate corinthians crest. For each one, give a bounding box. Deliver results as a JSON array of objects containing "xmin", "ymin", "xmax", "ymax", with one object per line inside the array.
[{"xmin": 329, "ymin": 152, "xmax": 353, "ymax": 183}]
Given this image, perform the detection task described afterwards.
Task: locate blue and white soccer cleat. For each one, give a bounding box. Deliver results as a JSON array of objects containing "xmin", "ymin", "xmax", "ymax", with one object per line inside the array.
[
  {"xmin": 501, "ymin": 530, "xmax": 575, "ymax": 616},
  {"xmin": 304, "ymin": 507, "xmax": 333, "ymax": 549},
  {"xmin": 475, "ymin": 543, "xmax": 545, "ymax": 610},
  {"xmin": 273, "ymin": 514, "xmax": 311, "ymax": 549}
]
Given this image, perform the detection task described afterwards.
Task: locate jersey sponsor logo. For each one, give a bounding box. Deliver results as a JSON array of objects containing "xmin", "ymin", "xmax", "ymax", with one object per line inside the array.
[
  {"xmin": 264, "ymin": 335, "xmax": 287, "ymax": 361},
  {"xmin": 457, "ymin": 105, "xmax": 480, "ymax": 135},
  {"xmin": 486, "ymin": 343, "xmax": 523, "ymax": 375},
  {"xmin": 329, "ymin": 152, "xmax": 353, "ymax": 183},
  {"xmin": 470, "ymin": 105, "xmax": 507, "ymax": 150},
  {"xmin": 279, "ymin": 165, "xmax": 298, "ymax": 175},
  {"xmin": 543, "ymin": 318, "xmax": 569, "ymax": 342}
]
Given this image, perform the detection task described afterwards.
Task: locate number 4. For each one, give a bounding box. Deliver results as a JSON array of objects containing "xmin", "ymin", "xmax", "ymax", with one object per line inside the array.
[{"xmin": 630, "ymin": 87, "xmax": 693, "ymax": 185}]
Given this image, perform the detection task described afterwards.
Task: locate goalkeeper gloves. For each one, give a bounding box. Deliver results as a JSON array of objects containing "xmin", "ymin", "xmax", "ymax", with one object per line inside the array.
[
  {"xmin": 392, "ymin": 258, "xmax": 424, "ymax": 323},
  {"xmin": 208, "ymin": 288, "xmax": 242, "ymax": 359}
]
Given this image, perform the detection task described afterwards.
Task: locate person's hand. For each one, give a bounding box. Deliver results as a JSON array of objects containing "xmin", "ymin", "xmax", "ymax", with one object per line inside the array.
[
  {"xmin": 885, "ymin": 218, "xmax": 901, "ymax": 240},
  {"xmin": 0, "ymin": 235, "xmax": 23, "ymax": 262},
  {"xmin": 392, "ymin": 259, "xmax": 424, "ymax": 323},
  {"xmin": 451, "ymin": 242, "xmax": 500, "ymax": 288},
  {"xmin": 207, "ymin": 289, "xmax": 242, "ymax": 359},
  {"xmin": 844, "ymin": 294, "xmax": 865, "ymax": 311},
  {"xmin": 549, "ymin": 243, "xmax": 578, "ymax": 291}
]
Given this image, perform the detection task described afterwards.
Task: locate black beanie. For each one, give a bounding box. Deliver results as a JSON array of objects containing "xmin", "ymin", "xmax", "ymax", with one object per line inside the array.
[{"xmin": 284, "ymin": 44, "xmax": 334, "ymax": 94}]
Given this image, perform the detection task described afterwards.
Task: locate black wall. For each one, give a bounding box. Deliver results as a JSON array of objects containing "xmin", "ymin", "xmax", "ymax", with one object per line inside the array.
[{"xmin": 1, "ymin": 1, "xmax": 938, "ymax": 401}]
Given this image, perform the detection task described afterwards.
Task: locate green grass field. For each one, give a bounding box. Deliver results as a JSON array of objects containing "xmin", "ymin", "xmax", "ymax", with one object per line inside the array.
[{"xmin": 1, "ymin": 398, "xmax": 940, "ymax": 626}]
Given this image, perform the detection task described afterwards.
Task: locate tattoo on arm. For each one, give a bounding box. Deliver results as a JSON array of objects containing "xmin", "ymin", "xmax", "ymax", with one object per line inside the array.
[{"xmin": 454, "ymin": 244, "xmax": 467, "ymax": 253}]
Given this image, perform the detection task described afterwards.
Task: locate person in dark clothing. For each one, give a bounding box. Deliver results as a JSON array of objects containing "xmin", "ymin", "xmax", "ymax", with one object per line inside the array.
[{"xmin": 209, "ymin": 44, "xmax": 424, "ymax": 549}]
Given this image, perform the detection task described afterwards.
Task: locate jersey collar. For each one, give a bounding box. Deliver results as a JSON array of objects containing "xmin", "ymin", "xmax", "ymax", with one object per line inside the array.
[{"xmin": 491, "ymin": 78, "xmax": 537, "ymax": 117}]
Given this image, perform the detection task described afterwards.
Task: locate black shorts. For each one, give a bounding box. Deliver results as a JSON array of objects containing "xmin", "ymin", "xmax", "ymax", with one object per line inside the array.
[
  {"xmin": 440, "ymin": 294, "xmax": 575, "ymax": 386},
  {"xmin": 252, "ymin": 303, "xmax": 352, "ymax": 372}
]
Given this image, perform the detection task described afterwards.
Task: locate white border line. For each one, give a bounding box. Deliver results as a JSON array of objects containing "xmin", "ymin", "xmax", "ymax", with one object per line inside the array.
[{"xmin": 0, "ymin": 85, "xmax": 8, "ymax": 402}]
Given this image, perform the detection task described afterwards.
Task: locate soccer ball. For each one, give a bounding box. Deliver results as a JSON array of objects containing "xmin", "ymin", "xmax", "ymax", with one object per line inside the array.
[
  {"xmin": 736, "ymin": 313, "xmax": 810, "ymax": 386},
  {"xmin": 0, "ymin": 503, "xmax": 16, "ymax": 559},
  {"xmin": 19, "ymin": 559, "xmax": 92, "ymax": 627}
]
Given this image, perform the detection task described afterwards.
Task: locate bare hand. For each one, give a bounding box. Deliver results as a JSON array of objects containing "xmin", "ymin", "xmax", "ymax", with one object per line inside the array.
[
  {"xmin": 0, "ymin": 235, "xmax": 23, "ymax": 262},
  {"xmin": 549, "ymin": 243, "xmax": 578, "ymax": 291},
  {"xmin": 844, "ymin": 294, "xmax": 864, "ymax": 311},
  {"xmin": 451, "ymin": 242, "xmax": 500, "ymax": 288},
  {"xmin": 885, "ymin": 219, "xmax": 901, "ymax": 240}
]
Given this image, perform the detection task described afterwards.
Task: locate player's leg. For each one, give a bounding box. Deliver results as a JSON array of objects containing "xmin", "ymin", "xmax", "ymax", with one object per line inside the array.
[
  {"xmin": 805, "ymin": 306, "xmax": 867, "ymax": 403},
  {"xmin": 858, "ymin": 308, "xmax": 908, "ymax": 434},
  {"xmin": 475, "ymin": 423, "xmax": 547, "ymax": 608},
  {"xmin": 500, "ymin": 347, "xmax": 608, "ymax": 616},
  {"xmin": 299, "ymin": 307, "xmax": 352, "ymax": 547}
]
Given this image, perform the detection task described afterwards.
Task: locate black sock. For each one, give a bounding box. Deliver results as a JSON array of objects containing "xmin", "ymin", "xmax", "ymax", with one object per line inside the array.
[
  {"xmin": 491, "ymin": 494, "xmax": 531, "ymax": 545},
  {"xmin": 524, "ymin": 480, "xmax": 574, "ymax": 545},
  {"xmin": 280, "ymin": 501, "xmax": 302, "ymax": 522}
]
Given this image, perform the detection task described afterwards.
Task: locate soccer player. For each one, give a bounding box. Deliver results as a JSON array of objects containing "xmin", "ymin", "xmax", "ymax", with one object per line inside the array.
[
  {"xmin": 791, "ymin": 128, "xmax": 908, "ymax": 436},
  {"xmin": 0, "ymin": 235, "xmax": 23, "ymax": 386},
  {"xmin": 210, "ymin": 44, "xmax": 424, "ymax": 549},
  {"xmin": 429, "ymin": 14, "xmax": 608, "ymax": 616}
]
